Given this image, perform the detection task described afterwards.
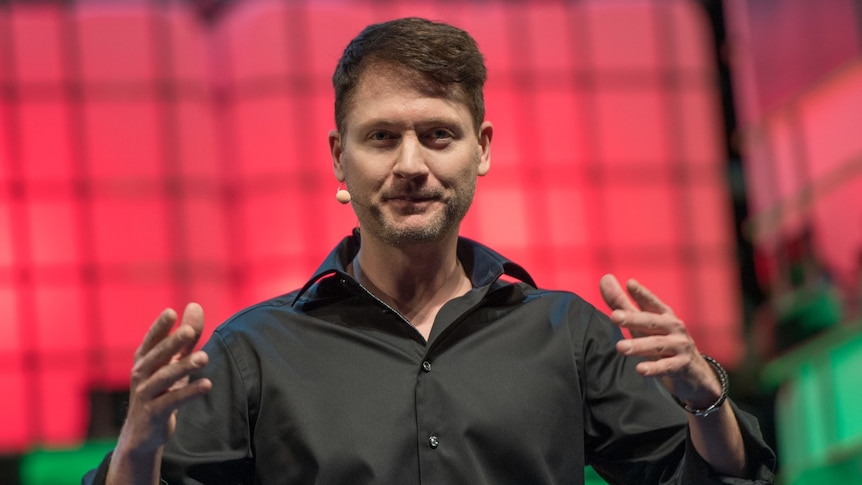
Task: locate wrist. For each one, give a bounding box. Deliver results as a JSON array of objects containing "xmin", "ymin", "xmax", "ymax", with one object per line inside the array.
[
  {"xmin": 108, "ymin": 441, "xmax": 163, "ymax": 485},
  {"xmin": 672, "ymin": 354, "xmax": 729, "ymax": 417}
]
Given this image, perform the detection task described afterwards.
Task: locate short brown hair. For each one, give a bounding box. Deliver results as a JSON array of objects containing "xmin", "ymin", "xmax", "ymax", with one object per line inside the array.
[{"xmin": 332, "ymin": 17, "xmax": 487, "ymax": 134}]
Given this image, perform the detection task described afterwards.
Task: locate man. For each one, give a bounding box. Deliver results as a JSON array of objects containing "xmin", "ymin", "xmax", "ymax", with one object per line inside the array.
[{"xmin": 85, "ymin": 17, "xmax": 775, "ymax": 484}]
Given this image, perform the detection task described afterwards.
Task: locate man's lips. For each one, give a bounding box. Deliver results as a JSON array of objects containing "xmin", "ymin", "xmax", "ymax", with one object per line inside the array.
[
  {"xmin": 382, "ymin": 194, "xmax": 441, "ymax": 214},
  {"xmin": 383, "ymin": 193, "xmax": 440, "ymax": 203}
]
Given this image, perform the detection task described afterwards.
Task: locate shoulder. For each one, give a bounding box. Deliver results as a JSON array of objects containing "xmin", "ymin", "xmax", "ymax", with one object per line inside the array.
[
  {"xmin": 513, "ymin": 281, "xmax": 598, "ymax": 314},
  {"xmin": 209, "ymin": 289, "xmax": 304, "ymax": 340},
  {"xmin": 489, "ymin": 280, "xmax": 613, "ymax": 335}
]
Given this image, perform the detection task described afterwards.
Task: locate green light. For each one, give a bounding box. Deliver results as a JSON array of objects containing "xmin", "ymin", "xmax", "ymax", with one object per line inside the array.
[{"xmin": 20, "ymin": 440, "xmax": 115, "ymax": 485}]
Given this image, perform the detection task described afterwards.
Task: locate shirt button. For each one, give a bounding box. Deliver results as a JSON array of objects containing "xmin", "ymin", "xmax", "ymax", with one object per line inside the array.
[
  {"xmin": 422, "ymin": 361, "xmax": 432, "ymax": 372},
  {"xmin": 428, "ymin": 435, "xmax": 439, "ymax": 449}
]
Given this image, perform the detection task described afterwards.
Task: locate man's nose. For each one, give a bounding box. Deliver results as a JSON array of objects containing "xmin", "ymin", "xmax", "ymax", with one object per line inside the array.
[{"xmin": 392, "ymin": 135, "xmax": 429, "ymax": 178}]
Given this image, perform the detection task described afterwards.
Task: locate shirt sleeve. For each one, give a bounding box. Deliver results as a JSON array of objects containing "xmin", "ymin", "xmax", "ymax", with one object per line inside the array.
[
  {"xmin": 80, "ymin": 453, "xmax": 110, "ymax": 485},
  {"xmin": 160, "ymin": 330, "xmax": 257, "ymax": 484},
  {"xmin": 579, "ymin": 308, "xmax": 776, "ymax": 484},
  {"xmin": 679, "ymin": 401, "xmax": 776, "ymax": 484}
]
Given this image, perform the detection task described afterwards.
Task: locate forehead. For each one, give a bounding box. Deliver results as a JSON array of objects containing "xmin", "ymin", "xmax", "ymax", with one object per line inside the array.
[{"xmin": 342, "ymin": 65, "xmax": 471, "ymax": 129}]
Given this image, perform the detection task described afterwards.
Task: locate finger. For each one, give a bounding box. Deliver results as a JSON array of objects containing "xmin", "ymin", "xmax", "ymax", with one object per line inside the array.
[
  {"xmin": 135, "ymin": 308, "xmax": 179, "ymax": 360},
  {"xmin": 611, "ymin": 311, "xmax": 685, "ymax": 337},
  {"xmin": 632, "ymin": 354, "xmax": 689, "ymax": 377},
  {"xmin": 175, "ymin": 302, "xmax": 205, "ymax": 359},
  {"xmin": 131, "ymin": 325, "xmax": 201, "ymax": 383},
  {"xmin": 616, "ymin": 335, "xmax": 687, "ymax": 358},
  {"xmin": 148, "ymin": 377, "xmax": 212, "ymax": 421},
  {"xmin": 626, "ymin": 279, "xmax": 674, "ymax": 316},
  {"xmin": 135, "ymin": 350, "xmax": 209, "ymax": 401},
  {"xmin": 131, "ymin": 303, "xmax": 205, "ymax": 380},
  {"xmin": 599, "ymin": 274, "xmax": 637, "ymax": 312}
]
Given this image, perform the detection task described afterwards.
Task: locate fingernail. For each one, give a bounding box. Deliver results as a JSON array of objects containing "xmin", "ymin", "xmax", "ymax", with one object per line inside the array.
[
  {"xmin": 612, "ymin": 310, "xmax": 626, "ymax": 323},
  {"xmin": 619, "ymin": 341, "xmax": 632, "ymax": 353}
]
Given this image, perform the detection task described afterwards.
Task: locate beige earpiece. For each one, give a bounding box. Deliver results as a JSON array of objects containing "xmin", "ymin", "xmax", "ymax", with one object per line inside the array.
[{"xmin": 336, "ymin": 183, "xmax": 351, "ymax": 204}]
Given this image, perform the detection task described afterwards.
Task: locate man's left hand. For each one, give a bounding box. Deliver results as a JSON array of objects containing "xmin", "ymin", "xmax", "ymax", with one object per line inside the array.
[{"xmin": 599, "ymin": 274, "xmax": 721, "ymax": 409}]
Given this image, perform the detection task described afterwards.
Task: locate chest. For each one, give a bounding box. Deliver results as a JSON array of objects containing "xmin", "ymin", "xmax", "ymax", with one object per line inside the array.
[{"xmin": 248, "ymin": 304, "xmax": 588, "ymax": 483}]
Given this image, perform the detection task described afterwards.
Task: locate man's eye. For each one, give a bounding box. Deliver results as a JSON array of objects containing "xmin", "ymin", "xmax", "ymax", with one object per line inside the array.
[
  {"xmin": 430, "ymin": 129, "xmax": 454, "ymax": 140},
  {"xmin": 370, "ymin": 132, "xmax": 390, "ymax": 141}
]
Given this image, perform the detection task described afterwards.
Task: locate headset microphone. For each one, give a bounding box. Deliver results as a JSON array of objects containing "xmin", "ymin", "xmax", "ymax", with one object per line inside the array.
[{"xmin": 336, "ymin": 183, "xmax": 351, "ymax": 204}]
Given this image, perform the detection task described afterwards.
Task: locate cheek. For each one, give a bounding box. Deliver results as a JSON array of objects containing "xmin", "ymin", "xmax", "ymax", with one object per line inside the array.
[
  {"xmin": 343, "ymin": 168, "xmax": 381, "ymax": 195},
  {"xmin": 343, "ymin": 149, "xmax": 387, "ymax": 175},
  {"xmin": 454, "ymin": 154, "xmax": 482, "ymax": 180}
]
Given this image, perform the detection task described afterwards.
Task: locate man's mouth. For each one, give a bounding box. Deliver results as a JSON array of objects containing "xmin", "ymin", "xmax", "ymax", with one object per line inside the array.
[{"xmin": 384, "ymin": 193, "xmax": 440, "ymax": 203}]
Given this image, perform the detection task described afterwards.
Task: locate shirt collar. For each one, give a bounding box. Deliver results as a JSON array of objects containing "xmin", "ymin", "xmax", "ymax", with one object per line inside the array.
[{"xmin": 291, "ymin": 228, "xmax": 537, "ymax": 306}]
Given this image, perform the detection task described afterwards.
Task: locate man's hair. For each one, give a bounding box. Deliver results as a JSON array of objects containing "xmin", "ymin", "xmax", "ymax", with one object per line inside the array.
[{"xmin": 332, "ymin": 17, "xmax": 487, "ymax": 134}]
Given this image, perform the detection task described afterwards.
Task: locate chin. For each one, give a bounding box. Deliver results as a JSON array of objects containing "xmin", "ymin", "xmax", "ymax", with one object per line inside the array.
[
  {"xmin": 365, "ymin": 205, "xmax": 464, "ymax": 245},
  {"xmin": 379, "ymin": 222, "xmax": 451, "ymax": 245}
]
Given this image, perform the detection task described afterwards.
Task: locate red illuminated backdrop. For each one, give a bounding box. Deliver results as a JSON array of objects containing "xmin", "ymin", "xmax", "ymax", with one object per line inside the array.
[
  {"xmin": 0, "ymin": 0, "xmax": 740, "ymax": 451},
  {"xmin": 726, "ymin": 0, "xmax": 862, "ymax": 320}
]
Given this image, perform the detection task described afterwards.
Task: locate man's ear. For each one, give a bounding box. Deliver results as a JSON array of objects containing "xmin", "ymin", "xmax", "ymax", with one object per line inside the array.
[
  {"xmin": 477, "ymin": 121, "xmax": 493, "ymax": 176},
  {"xmin": 329, "ymin": 129, "xmax": 345, "ymax": 182}
]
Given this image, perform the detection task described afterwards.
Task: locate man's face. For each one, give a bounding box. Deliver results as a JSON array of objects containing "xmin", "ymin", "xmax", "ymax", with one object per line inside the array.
[{"xmin": 329, "ymin": 66, "xmax": 492, "ymax": 247}]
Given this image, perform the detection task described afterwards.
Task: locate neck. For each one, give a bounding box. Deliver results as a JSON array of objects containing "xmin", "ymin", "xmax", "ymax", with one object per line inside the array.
[{"xmin": 349, "ymin": 231, "xmax": 471, "ymax": 337}]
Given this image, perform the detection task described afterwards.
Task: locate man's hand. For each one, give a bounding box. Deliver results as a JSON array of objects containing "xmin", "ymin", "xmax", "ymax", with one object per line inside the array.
[
  {"xmin": 598, "ymin": 275, "xmax": 721, "ymax": 411},
  {"xmin": 599, "ymin": 274, "xmax": 749, "ymax": 477},
  {"xmin": 107, "ymin": 303, "xmax": 212, "ymax": 485}
]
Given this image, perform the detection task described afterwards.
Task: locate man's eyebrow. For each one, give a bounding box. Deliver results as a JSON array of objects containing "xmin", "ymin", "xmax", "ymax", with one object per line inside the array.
[
  {"xmin": 357, "ymin": 117, "xmax": 463, "ymax": 130},
  {"xmin": 416, "ymin": 117, "xmax": 463, "ymax": 128},
  {"xmin": 361, "ymin": 119, "xmax": 401, "ymax": 129}
]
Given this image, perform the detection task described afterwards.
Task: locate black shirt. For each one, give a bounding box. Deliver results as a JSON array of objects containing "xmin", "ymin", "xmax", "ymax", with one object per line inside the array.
[{"xmin": 85, "ymin": 233, "xmax": 775, "ymax": 484}]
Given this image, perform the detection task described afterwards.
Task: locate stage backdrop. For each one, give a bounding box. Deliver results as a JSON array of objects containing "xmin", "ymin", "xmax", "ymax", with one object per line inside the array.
[{"xmin": 0, "ymin": 0, "xmax": 740, "ymax": 451}]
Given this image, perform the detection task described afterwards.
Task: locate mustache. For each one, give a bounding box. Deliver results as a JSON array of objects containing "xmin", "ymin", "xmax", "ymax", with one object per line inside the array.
[{"xmin": 381, "ymin": 188, "xmax": 443, "ymax": 201}]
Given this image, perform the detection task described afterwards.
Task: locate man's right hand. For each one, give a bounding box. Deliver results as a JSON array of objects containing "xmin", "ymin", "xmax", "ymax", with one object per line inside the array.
[{"xmin": 107, "ymin": 303, "xmax": 212, "ymax": 485}]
